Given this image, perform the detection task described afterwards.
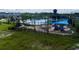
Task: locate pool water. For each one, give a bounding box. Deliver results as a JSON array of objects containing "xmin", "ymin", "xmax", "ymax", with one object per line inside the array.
[{"xmin": 24, "ymin": 19, "xmax": 69, "ymax": 25}]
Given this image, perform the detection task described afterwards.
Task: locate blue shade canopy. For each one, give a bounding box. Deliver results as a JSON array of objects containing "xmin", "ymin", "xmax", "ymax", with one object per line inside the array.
[{"xmin": 52, "ymin": 20, "xmax": 69, "ymax": 25}]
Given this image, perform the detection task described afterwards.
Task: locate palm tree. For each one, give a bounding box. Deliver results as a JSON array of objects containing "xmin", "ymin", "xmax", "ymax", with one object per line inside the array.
[
  {"xmin": 53, "ymin": 9, "xmax": 58, "ymax": 21},
  {"xmin": 53, "ymin": 9, "xmax": 57, "ymax": 14},
  {"xmin": 32, "ymin": 14, "xmax": 36, "ymax": 31},
  {"xmin": 7, "ymin": 16, "xmax": 10, "ymax": 24},
  {"xmin": 46, "ymin": 16, "xmax": 49, "ymax": 34}
]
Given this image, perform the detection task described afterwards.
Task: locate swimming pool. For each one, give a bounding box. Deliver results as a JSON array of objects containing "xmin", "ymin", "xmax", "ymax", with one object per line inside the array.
[{"xmin": 24, "ymin": 19, "xmax": 69, "ymax": 25}]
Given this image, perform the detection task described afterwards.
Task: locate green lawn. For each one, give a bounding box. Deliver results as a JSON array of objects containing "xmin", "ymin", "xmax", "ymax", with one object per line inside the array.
[
  {"xmin": 0, "ymin": 31, "xmax": 75, "ymax": 50},
  {"xmin": 0, "ymin": 23, "xmax": 14, "ymax": 31},
  {"xmin": 0, "ymin": 23, "xmax": 78, "ymax": 50}
]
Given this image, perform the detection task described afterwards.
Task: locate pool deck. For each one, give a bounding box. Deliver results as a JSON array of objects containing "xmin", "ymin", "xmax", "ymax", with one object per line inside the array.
[
  {"xmin": 49, "ymin": 31, "xmax": 73, "ymax": 35},
  {"xmin": 25, "ymin": 26, "xmax": 74, "ymax": 35}
]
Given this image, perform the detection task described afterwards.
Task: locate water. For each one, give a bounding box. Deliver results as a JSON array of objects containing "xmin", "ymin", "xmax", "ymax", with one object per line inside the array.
[
  {"xmin": 24, "ymin": 19, "xmax": 69, "ymax": 25},
  {"xmin": 24, "ymin": 19, "xmax": 47, "ymax": 25},
  {"xmin": 52, "ymin": 19, "xmax": 69, "ymax": 25}
]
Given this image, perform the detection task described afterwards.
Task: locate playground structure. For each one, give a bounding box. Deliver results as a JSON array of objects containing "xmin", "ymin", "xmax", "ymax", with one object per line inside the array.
[{"xmin": 48, "ymin": 18, "xmax": 70, "ymax": 32}]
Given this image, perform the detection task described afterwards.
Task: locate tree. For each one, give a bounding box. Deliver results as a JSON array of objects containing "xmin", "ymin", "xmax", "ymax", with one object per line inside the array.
[
  {"xmin": 7, "ymin": 16, "xmax": 11, "ymax": 24},
  {"xmin": 10, "ymin": 16, "xmax": 16, "ymax": 23},
  {"xmin": 53, "ymin": 9, "xmax": 57, "ymax": 14}
]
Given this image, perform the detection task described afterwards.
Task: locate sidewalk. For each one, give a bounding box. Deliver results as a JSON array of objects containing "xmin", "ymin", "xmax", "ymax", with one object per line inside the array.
[{"xmin": 0, "ymin": 31, "xmax": 14, "ymax": 38}]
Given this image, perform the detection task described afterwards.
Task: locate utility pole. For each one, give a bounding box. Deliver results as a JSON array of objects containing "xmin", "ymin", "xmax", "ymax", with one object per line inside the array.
[{"xmin": 46, "ymin": 16, "xmax": 49, "ymax": 34}]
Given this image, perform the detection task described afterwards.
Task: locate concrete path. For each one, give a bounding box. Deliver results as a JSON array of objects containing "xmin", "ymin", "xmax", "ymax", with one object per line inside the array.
[
  {"xmin": 0, "ymin": 31, "xmax": 14, "ymax": 38},
  {"xmin": 25, "ymin": 26, "xmax": 74, "ymax": 35}
]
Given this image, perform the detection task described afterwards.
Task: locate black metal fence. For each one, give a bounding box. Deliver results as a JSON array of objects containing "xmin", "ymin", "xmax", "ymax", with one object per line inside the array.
[{"xmin": 24, "ymin": 19, "xmax": 49, "ymax": 33}]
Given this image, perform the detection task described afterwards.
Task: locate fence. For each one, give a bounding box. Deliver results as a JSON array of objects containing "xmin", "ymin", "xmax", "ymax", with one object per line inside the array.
[{"xmin": 24, "ymin": 19, "xmax": 49, "ymax": 33}]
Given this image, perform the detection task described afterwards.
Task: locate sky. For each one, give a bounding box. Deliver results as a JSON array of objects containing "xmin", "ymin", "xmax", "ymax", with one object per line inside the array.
[{"xmin": 0, "ymin": 9, "xmax": 79, "ymax": 13}]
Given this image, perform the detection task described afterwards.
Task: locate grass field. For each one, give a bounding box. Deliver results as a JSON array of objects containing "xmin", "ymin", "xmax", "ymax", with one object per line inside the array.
[
  {"xmin": 0, "ymin": 23, "xmax": 78, "ymax": 50},
  {"xmin": 0, "ymin": 24, "xmax": 14, "ymax": 31},
  {"xmin": 0, "ymin": 31, "xmax": 76, "ymax": 50}
]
